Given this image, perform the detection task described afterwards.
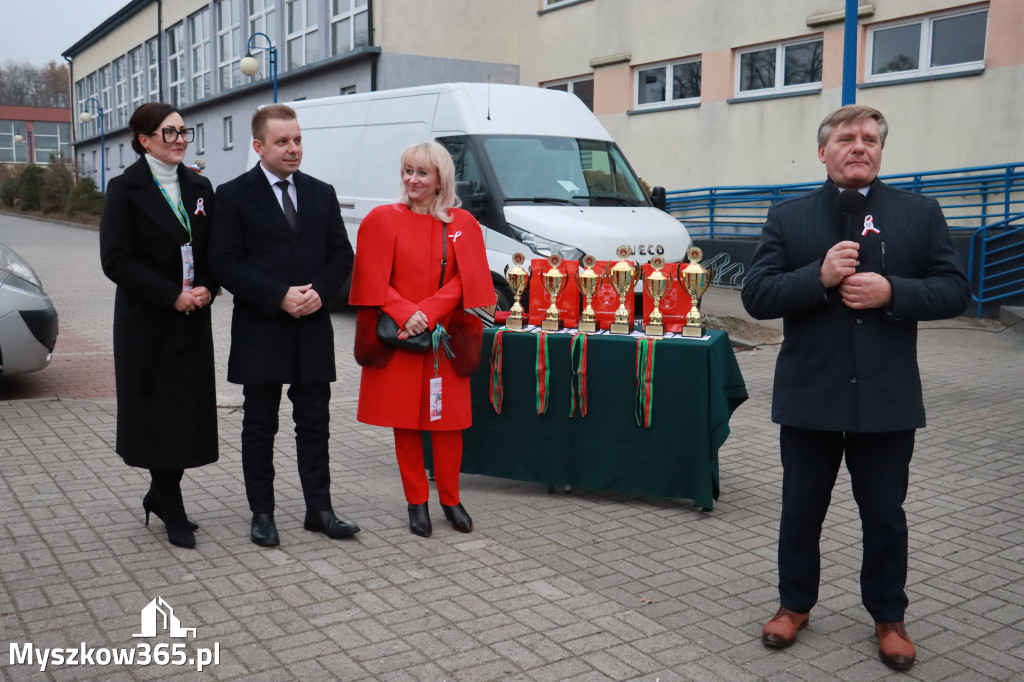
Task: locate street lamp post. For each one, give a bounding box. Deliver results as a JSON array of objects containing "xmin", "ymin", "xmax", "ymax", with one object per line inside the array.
[
  {"xmin": 79, "ymin": 97, "xmax": 106, "ymax": 192},
  {"xmin": 13, "ymin": 125, "xmax": 34, "ymax": 164},
  {"xmin": 239, "ymin": 32, "xmax": 278, "ymax": 103}
]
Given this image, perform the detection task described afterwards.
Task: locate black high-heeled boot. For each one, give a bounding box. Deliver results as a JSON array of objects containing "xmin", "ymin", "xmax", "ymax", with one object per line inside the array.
[
  {"xmin": 149, "ymin": 470, "xmax": 196, "ymax": 549},
  {"xmin": 408, "ymin": 502, "xmax": 432, "ymax": 537},
  {"xmin": 143, "ymin": 491, "xmax": 199, "ymax": 531},
  {"xmin": 441, "ymin": 503, "xmax": 473, "ymax": 533}
]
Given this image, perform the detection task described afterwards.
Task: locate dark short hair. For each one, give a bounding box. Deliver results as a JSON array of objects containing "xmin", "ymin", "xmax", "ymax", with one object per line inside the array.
[
  {"xmin": 251, "ymin": 104, "xmax": 298, "ymax": 143},
  {"xmin": 129, "ymin": 102, "xmax": 180, "ymax": 155},
  {"xmin": 817, "ymin": 104, "xmax": 888, "ymax": 148}
]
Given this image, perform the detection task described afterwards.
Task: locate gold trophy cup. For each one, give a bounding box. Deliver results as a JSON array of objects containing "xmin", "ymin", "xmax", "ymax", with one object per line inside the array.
[
  {"xmin": 608, "ymin": 245, "xmax": 640, "ymax": 335},
  {"xmin": 644, "ymin": 255, "xmax": 672, "ymax": 337},
  {"xmin": 575, "ymin": 254, "xmax": 601, "ymax": 333},
  {"xmin": 503, "ymin": 252, "xmax": 531, "ymax": 331},
  {"xmin": 541, "ymin": 254, "xmax": 567, "ymax": 331},
  {"xmin": 678, "ymin": 246, "xmax": 714, "ymax": 337}
]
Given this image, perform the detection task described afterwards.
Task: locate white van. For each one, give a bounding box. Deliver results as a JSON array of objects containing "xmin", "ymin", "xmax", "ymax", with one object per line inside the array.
[{"xmin": 249, "ymin": 82, "xmax": 689, "ymax": 307}]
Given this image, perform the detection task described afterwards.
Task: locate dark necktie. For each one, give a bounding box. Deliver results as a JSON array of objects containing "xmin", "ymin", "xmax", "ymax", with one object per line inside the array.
[{"xmin": 275, "ymin": 179, "xmax": 297, "ymax": 229}]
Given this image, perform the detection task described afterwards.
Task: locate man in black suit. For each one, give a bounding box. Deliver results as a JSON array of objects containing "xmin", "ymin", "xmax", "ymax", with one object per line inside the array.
[
  {"xmin": 742, "ymin": 105, "xmax": 970, "ymax": 671},
  {"xmin": 210, "ymin": 104, "xmax": 359, "ymax": 546}
]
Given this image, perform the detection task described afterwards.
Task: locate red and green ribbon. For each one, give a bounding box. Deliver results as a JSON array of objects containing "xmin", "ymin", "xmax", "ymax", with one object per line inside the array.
[
  {"xmin": 635, "ymin": 337, "xmax": 658, "ymax": 428},
  {"xmin": 489, "ymin": 329, "xmax": 505, "ymax": 414},
  {"xmin": 535, "ymin": 331, "xmax": 550, "ymax": 415},
  {"xmin": 570, "ymin": 333, "xmax": 589, "ymax": 417}
]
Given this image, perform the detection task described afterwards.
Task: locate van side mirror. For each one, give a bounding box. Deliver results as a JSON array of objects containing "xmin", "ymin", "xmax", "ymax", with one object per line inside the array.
[
  {"xmin": 456, "ymin": 180, "xmax": 488, "ymax": 221},
  {"xmin": 651, "ymin": 186, "xmax": 667, "ymax": 212}
]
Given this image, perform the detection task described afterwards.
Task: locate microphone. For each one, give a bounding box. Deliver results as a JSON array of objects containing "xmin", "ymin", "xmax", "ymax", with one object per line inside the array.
[{"xmin": 838, "ymin": 189, "xmax": 866, "ymax": 242}]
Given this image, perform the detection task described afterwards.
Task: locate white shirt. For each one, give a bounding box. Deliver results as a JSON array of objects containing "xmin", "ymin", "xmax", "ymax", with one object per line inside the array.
[{"xmin": 260, "ymin": 162, "xmax": 298, "ymax": 213}]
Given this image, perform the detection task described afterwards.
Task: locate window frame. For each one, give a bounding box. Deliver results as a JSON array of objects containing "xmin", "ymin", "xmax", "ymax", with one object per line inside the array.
[
  {"xmin": 195, "ymin": 123, "xmax": 206, "ymax": 154},
  {"xmin": 734, "ymin": 36, "xmax": 823, "ymax": 98},
  {"xmin": 329, "ymin": 0, "xmax": 369, "ymax": 56},
  {"xmin": 223, "ymin": 116, "xmax": 234, "ymax": 150},
  {"xmin": 215, "ymin": 0, "xmax": 242, "ymax": 92},
  {"xmin": 544, "ymin": 75, "xmax": 596, "ymax": 112},
  {"xmin": 167, "ymin": 22, "xmax": 187, "ymax": 107},
  {"xmin": 633, "ymin": 57, "xmax": 702, "ymax": 111},
  {"xmin": 113, "ymin": 56, "xmax": 129, "ymax": 129},
  {"xmin": 129, "ymin": 45, "xmax": 146, "ymax": 111},
  {"xmin": 189, "ymin": 8, "xmax": 213, "ymax": 102},
  {"xmin": 866, "ymin": 6, "xmax": 988, "ymax": 84},
  {"xmin": 248, "ymin": 0, "xmax": 278, "ymax": 79},
  {"xmin": 285, "ymin": 0, "xmax": 321, "ymax": 70}
]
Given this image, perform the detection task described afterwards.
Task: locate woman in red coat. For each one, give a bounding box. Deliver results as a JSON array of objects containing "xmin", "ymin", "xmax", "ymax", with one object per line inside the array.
[{"xmin": 350, "ymin": 141, "xmax": 496, "ymax": 537}]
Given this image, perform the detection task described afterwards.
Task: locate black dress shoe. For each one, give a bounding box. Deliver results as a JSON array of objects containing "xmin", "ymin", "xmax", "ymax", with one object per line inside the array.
[
  {"xmin": 143, "ymin": 491, "xmax": 199, "ymax": 531},
  {"xmin": 251, "ymin": 513, "xmax": 280, "ymax": 547},
  {"xmin": 304, "ymin": 510, "xmax": 360, "ymax": 539},
  {"xmin": 408, "ymin": 502, "xmax": 432, "ymax": 537},
  {"xmin": 441, "ymin": 503, "xmax": 473, "ymax": 533}
]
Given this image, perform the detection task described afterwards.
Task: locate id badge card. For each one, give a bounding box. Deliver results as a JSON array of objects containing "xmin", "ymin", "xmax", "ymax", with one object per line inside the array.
[
  {"xmin": 181, "ymin": 243, "xmax": 195, "ymax": 291},
  {"xmin": 429, "ymin": 376, "xmax": 442, "ymax": 422}
]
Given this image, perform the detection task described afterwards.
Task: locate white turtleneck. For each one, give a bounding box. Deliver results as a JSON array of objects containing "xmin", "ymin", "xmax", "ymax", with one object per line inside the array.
[{"xmin": 145, "ymin": 154, "xmax": 181, "ymax": 206}]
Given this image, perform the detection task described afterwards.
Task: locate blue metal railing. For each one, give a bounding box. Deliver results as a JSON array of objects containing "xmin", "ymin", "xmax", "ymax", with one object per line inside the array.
[
  {"xmin": 667, "ymin": 162, "xmax": 1024, "ymax": 238},
  {"xmin": 968, "ymin": 213, "xmax": 1024, "ymax": 317}
]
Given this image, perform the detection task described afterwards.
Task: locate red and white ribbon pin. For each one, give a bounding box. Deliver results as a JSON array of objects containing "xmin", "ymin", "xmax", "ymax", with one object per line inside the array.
[
  {"xmin": 194, "ymin": 198, "xmax": 206, "ymax": 216},
  {"xmin": 861, "ymin": 215, "xmax": 879, "ymax": 236},
  {"xmin": 450, "ymin": 230, "xmax": 462, "ymax": 243}
]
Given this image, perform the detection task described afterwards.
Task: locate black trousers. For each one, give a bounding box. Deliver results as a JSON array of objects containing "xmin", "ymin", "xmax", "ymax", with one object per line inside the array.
[
  {"xmin": 778, "ymin": 425, "xmax": 915, "ymax": 624},
  {"xmin": 241, "ymin": 383, "xmax": 332, "ymax": 514}
]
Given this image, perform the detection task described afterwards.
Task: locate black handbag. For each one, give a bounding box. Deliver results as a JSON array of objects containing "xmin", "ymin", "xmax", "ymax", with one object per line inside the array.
[{"xmin": 376, "ymin": 220, "xmax": 448, "ymax": 353}]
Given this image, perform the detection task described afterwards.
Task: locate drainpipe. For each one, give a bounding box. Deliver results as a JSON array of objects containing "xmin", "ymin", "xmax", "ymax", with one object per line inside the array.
[
  {"xmin": 842, "ymin": 0, "xmax": 857, "ymax": 105},
  {"xmin": 157, "ymin": 0, "xmax": 165, "ymax": 101},
  {"xmin": 368, "ymin": 0, "xmax": 377, "ymax": 91}
]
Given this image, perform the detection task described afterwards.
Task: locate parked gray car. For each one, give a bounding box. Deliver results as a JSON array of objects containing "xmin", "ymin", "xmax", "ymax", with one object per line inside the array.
[{"xmin": 0, "ymin": 241, "xmax": 58, "ymax": 377}]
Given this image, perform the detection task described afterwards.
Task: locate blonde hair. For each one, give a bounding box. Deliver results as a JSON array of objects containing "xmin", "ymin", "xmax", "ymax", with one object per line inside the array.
[
  {"xmin": 817, "ymin": 104, "xmax": 888, "ymax": 148},
  {"xmin": 396, "ymin": 141, "xmax": 461, "ymax": 223}
]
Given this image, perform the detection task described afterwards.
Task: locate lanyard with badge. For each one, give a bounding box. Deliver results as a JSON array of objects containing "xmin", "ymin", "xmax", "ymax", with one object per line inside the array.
[{"xmin": 152, "ymin": 174, "xmax": 195, "ymax": 291}]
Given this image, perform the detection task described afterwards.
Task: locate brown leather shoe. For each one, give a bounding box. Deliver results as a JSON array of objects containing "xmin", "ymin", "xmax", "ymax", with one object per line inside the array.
[
  {"xmin": 876, "ymin": 622, "xmax": 916, "ymax": 671},
  {"xmin": 761, "ymin": 606, "xmax": 809, "ymax": 648}
]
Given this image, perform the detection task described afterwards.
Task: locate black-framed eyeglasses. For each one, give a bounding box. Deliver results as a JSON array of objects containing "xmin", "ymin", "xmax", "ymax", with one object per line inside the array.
[{"xmin": 154, "ymin": 127, "xmax": 195, "ymax": 143}]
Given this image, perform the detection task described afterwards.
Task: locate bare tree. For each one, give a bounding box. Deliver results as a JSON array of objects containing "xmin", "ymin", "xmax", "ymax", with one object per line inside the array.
[{"xmin": 0, "ymin": 60, "xmax": 70, "ymax": 108}]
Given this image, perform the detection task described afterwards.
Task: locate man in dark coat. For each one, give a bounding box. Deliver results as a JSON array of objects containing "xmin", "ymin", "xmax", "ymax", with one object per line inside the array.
[
  {"xmin": 742, "ymin": 105, "xmax": 970, "ymax": 671},
  {"xmin": 210, "ymin": 104, "xmax": 358, "ymax": 546}
]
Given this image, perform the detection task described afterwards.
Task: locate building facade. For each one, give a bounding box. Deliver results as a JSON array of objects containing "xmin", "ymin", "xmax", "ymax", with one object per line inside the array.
[
  {"xmin": 65, "ymin": 0, "xmax": 1023, "ymax": 190},
  {"xmin": 0, "ymin": 106, "xmax": 72, "ymax": 166}
]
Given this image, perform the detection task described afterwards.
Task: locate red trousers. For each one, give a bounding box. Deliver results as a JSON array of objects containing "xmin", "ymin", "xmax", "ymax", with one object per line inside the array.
[{"xmin": 393, "ymin": 429, "xmax": 463, "ymax": 505}]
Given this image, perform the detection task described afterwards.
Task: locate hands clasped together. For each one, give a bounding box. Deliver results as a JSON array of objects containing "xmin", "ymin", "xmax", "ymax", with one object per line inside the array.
[
  {"xmin": 280, "ymin": 284, "xmax": 322, "ymax": 318},
  {"xmin": 398, "ymin": 310, "xmax": 429, "ymax": 340},
  {"xmin": 174, "ymin": 286, "xmax": 213, "ymax": 315},
  {"xmin": 820, "ymin": 241, "xmax": 892, "ymax": 310}
]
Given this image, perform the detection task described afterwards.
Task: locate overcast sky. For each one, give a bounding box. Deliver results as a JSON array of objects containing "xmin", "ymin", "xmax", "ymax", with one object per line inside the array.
[{"xmin": 0, "ymin": 0, "xmax": 130, "ymax": 66}]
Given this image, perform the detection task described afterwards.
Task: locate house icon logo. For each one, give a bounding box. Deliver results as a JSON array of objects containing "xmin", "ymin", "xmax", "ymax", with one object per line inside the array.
[{"xmin": 133, "ymin": 597, "xmax": 197, "ymax": 639}]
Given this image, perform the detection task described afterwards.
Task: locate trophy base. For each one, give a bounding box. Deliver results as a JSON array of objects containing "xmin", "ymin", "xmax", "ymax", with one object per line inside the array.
[
  {"xmin": 644, "ymin": 323, "xmax": 665, "ymax": 337},
  {"xmin": 505, "ymin": 317, "xmax": 529, "ymax": 331},
  {"xmin": 610, "ymin": 321, "xmax": 633, "ymax": 335},
  {"xmin": 578, "ymin": 320, "xmax": 597, "ymax": 333},
  {"xmin": 541, "ymin": 318, "xmax": 564, "ymax": 332},
  {"xmin": 681, "ymin": 324, "xmax": 706, "ymax": 338}
]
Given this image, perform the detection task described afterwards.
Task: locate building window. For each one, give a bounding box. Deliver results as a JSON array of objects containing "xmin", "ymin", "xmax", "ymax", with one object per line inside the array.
[
  {"xmin": 99, "ymin": 64, "xmax": 113, "ymax": 118},
  {"xmin": 146, "ymin": 38, "xmax": 160, "ymax": 101},
  {"xmin": 105, "ymin": 147, "xmax": 111, "ymax": 170},
  {"xmin": 76, "ymin": 72, "xmax": 100, "ymax": 139},
  {"xmin": 340, "ymin": 84, "xmax": 356, "ymax": 95},
  {"xmin": 216, "ymin": 0, "xmax": 242, "ymax": 91},
  {"xmin": 634, "ymin": 58, "xmax": 701, "ymax": 109},
  {"xmin": 167, "ymin": 23, "xmax": 187, "ymax": 107},
  {"xmin": 130, "ymin": 45, "xmax": 146, "ymax": 110},
  {"xmin": 30, "ymin": 122, "xmax": 71, "ymax": 163},
  {"xmin": 330, "ymin": 0, "xmax": 369, "ymax": 55},
  {"xmin": 195, "ymin": 123, "xmax": 206, "ymax": 154},
  {"xmin": 248, "ymin": 0, "xmax": 278, "ymax": 79},
  {"xmin": 119, "ymin": 143, "xmax": 125, "ymax": 168},
  {"xmin": 92, "ymin": 150, "xmax": 97, "ymax": 173},
  {"xmin": 114, "ymin": 56, "xmax": 129, "ymax": 129},
  {"xmin": 545, "ymin": 75, "xmax": 595, "ymax": 111},
  {"xmin": 286, "ymin": 0, "xmax": 321, "ymax": 69},
  {"xmin": 0, "ymin": 120, "xmax": 28, "ymax": 163},
  {"xmin": 736, "ymin": 37, "xmax": 822, "ymax": 97},
  {"xmin": 223, "ymin": 116, "xmax": 233, "ymax": 149},
  {"xmin": 190, "ymin": 8, "xmax": 212, "ymax": 101},
  {"xmin": 543, "ymin": 0, "xmax": 588, "ymax": 9},
  {"xmin": 867, "ymin": 7, "xmax": 987, "ymax": 82}
]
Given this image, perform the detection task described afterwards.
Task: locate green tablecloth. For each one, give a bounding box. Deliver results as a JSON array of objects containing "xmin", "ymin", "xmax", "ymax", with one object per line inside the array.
[{"xmin": 460, "ymin": 328, "xmax": 748, "ymax": 510}]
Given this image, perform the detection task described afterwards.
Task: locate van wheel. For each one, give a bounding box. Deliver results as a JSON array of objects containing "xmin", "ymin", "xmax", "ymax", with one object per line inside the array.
[{"xmin": 494, "ymin": 281, "xmax": 514, "ymax": 312}]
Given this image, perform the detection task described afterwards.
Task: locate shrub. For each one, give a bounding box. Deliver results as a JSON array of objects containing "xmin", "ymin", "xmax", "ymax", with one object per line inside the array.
[
  {"xmin": 66, "ymin": 176, "xmax": 105, "ymax": 216},
  {"xmin": 15, "ymin": 164, "xmax": 46, "ymax": 211},
  {"xmin": 42, "ymin": 156, "xmax": 75, "ymax": 214},
  {"xmin": 0, "ymin": 173, "xmax": 19, "ymax": 208}
]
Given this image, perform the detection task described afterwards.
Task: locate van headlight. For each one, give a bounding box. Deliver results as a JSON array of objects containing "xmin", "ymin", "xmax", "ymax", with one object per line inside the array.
[{"xmin": 507, "ymin": 223, "xmax": 584, "ymax": 261}]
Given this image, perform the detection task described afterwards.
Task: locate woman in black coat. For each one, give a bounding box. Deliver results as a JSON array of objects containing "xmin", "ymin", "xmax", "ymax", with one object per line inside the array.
[{"xmin": 99, "ymin": 102, "xmax": 218, "ymax": 549}]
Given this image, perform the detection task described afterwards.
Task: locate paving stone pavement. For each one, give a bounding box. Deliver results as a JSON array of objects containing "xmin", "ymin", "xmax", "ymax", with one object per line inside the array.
[{"xmin": 1, "ymin": 212, "xmax": 1023, "ymax": 681}]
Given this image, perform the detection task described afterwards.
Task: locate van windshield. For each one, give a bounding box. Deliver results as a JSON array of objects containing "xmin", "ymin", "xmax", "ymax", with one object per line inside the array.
[{"xmin": 480, "ymin": 135, "xmax": 649, "ymax": 207}]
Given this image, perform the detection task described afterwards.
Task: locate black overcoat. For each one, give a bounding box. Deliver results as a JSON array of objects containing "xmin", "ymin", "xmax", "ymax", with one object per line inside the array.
[
  {"xmin": 99, "ymin": 156, "xmax": 219, "ymax": 469},
  {"xmin": 209, "ymin": 164, "xmax": 353, "ymax": 385},
  {"xmin": 741, "ymin": 180, "xmax": 971, "ymax": 433}
]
